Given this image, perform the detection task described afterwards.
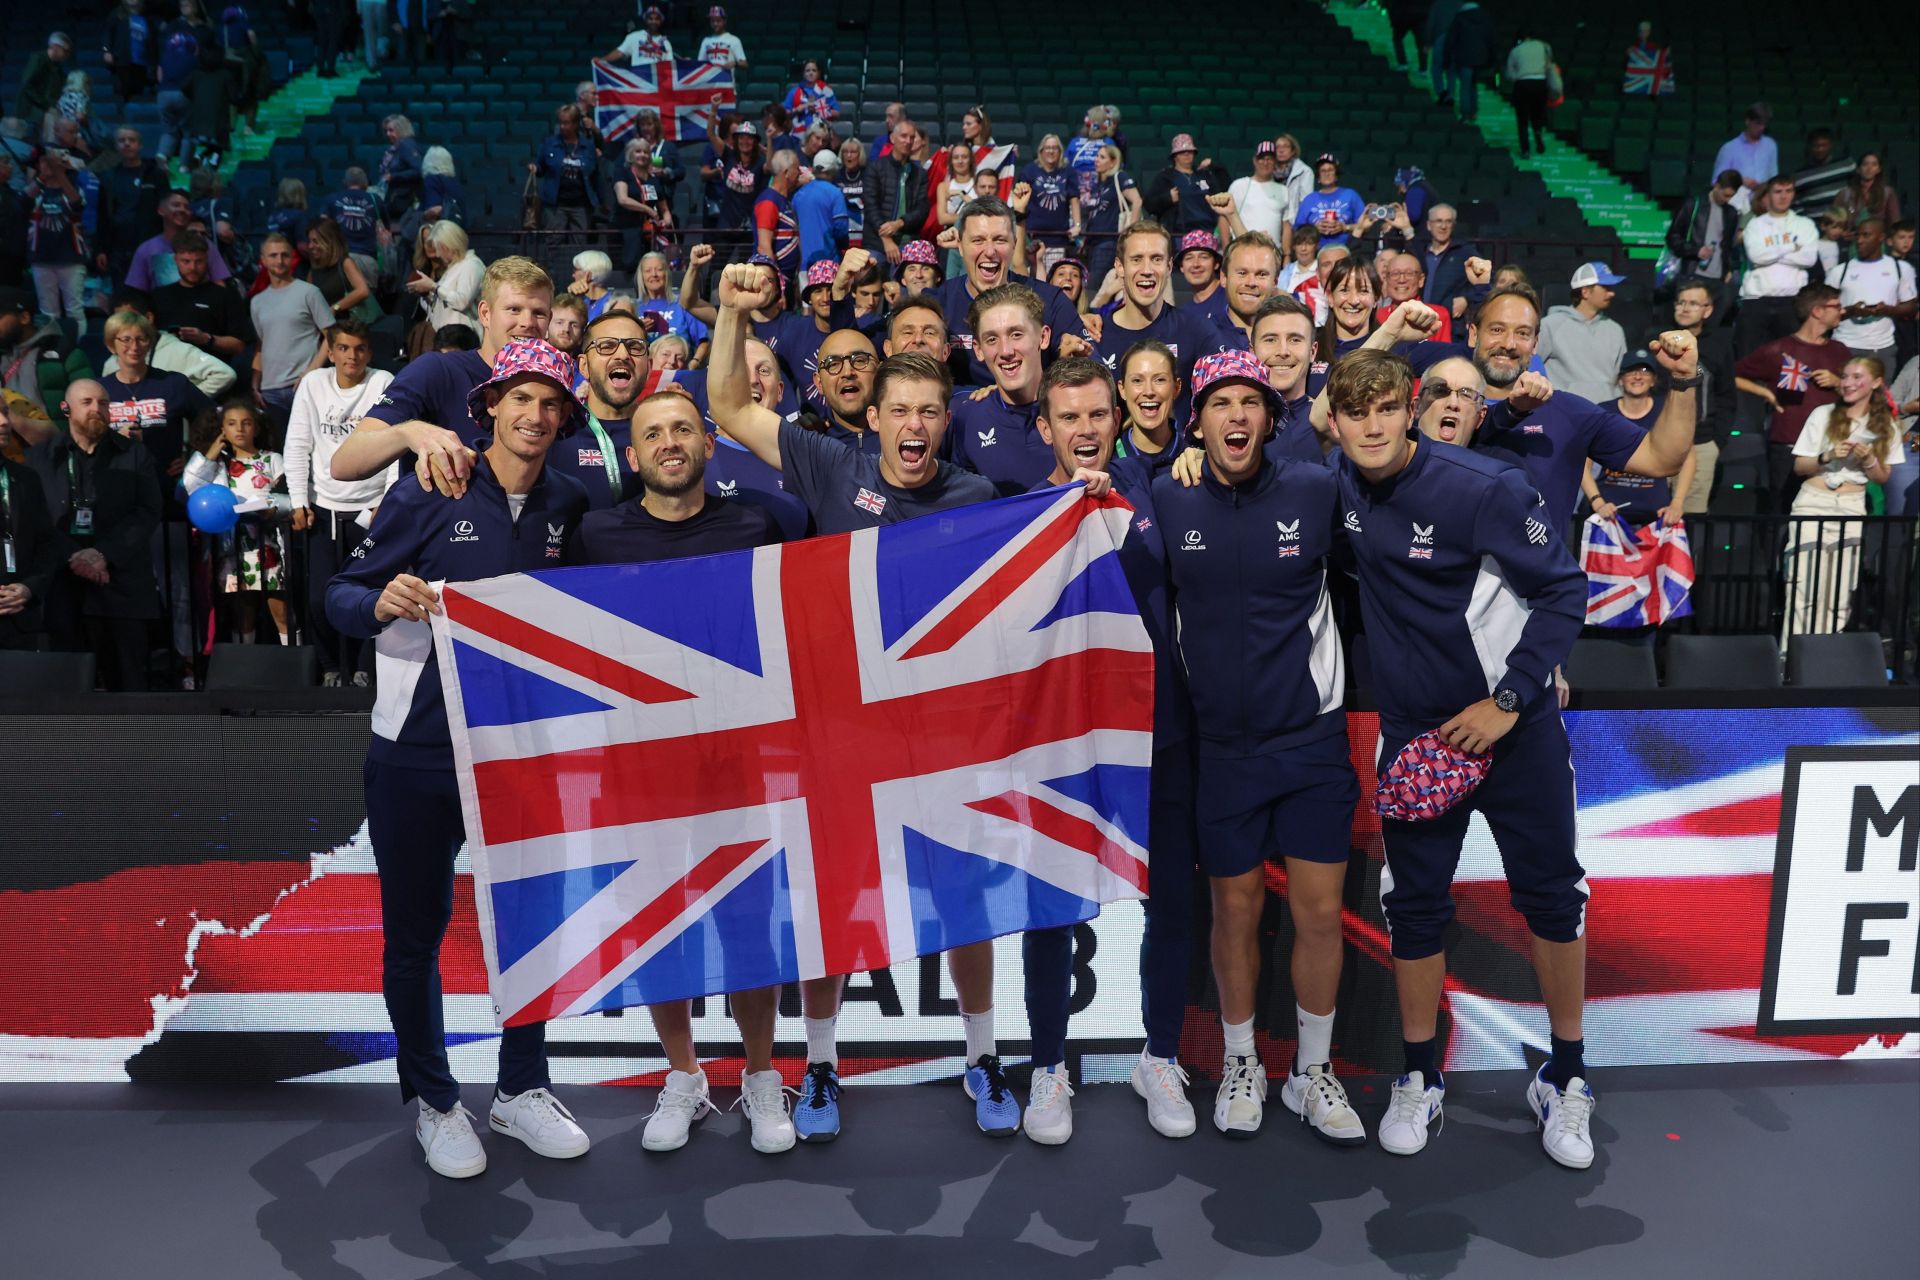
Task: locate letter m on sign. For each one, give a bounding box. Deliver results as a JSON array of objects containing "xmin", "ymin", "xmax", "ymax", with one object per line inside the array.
[{"xmin": 1848, "ymin": 785, "xmax": 1918, "ymax": 873}]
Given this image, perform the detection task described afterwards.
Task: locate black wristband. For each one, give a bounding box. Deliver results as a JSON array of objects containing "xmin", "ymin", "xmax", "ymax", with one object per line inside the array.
[{"xmin": 1665, "ymin": 372, "xmax": 1704, "ymax": 390}]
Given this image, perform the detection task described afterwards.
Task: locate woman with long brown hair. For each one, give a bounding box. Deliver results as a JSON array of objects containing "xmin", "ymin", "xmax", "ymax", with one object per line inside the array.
[
  {"xmin": 1784, "ymin": 355, "xmax": 1905, "ymax": 638},
  {"xmin": 1829, "ymin": 151, "xmax": 1902, "ymax": 229},
  {"xmin": 303, "ymin": 217, "xmax": 375, "ymax": 319}
]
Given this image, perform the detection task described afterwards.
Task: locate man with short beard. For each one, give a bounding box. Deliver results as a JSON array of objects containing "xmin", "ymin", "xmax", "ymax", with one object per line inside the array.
[
  {"xmin": 931, "ymin": 197, "xmax": 1090, "ymax": 383},
  {"xmin": 152, "ymin": 231, "xmax": 253, "ymax": 363},
  {"xmin": 1093, "ymin": 221, "xmax": 1214, "ymax": 421},
  {"xmin": 23, "ymin": 378, "xmax": 161, "ymax": 689},
  {"xmin": 1211, "ymin": 231, "xmax": 1281, "ymax": 352},
  {"xmin": 549, "ymin": 311, "xmax": 652, "ymax": 509}
]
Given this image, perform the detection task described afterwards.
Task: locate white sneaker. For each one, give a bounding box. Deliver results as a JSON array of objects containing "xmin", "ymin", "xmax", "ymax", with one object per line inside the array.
[
  {"xmin": 1130, "ymin": 1053, "xmax": 1197, "ymax": 1138},
  {"xmin": 416, "ymin": 1101, "xmax": 486, "ymax": 1178},
  {"xmin": 1527, "ymin": 1069, "xmax": 1597, "ymax": 1170},
  {"xmin": 1212, "ymin": 1055, "xmax": 1267, "ymax": 1139},
  {"xmin": 1280, "ymin": 1062, "xmax": 1367, "ymax": 1147},
  {"xmin": 1379, "ymin": 1071, "xmax": 1445, "ymax": 1156},
  {"xmin": 1023, "ymin": 1063, "xmax": 1075, "ymax": 1145},
  {"xmin": 734, "ymin": 1069, "xmax": 797, "ymax": 1154},
  {"xmin": 642, "ymin": 1069, "xmax": 714, "ymax": 1152},
  {"xmin": 489, "ymin": 1087, "xmax": 590, "ymax": 1159}
]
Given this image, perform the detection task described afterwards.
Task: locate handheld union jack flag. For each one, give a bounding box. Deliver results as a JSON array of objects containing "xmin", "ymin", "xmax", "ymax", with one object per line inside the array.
[
  {"xmin": 1579, "ymin": 513, "xmax": 1695, "ymax": 627},
  {"xmin": 593, "ymin": 58, "xmax": 735, "ymax": 143},
  {"xmin": 1623, "ymin": 44, "xmax": 1675, "ymax": 96},
  {"xmin": 431, "ymin": 487, "xmax": 1156, "ymax": 1027},
  {"xmin": 1778, "ymin": 354, "xmax": 1812, "ymax": 392}
]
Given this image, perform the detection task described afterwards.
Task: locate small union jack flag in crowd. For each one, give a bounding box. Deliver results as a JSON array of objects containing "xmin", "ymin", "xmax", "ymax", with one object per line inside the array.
[
  {"xmin": 1579, "ymin": 514, "xmax": 1696, "ymax": 628},
  {"xmin": 1778, "ymin": 355, "xmax": 1812, "ymax": 392},
  {"xmin": 1623, "ymin": 44, "xmax": 1675, "ymax": 96}
]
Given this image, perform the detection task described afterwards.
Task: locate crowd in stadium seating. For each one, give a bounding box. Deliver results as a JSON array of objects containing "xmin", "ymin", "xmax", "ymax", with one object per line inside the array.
[{"xmin": 0, "ymin": 3, "xmax": 1916, "ymax": 689}]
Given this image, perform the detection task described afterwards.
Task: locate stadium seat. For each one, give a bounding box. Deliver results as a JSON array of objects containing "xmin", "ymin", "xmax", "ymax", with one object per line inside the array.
[
  {"xmin": 205, "ymin": 644, "xmax": 320, "ymax": 690},
  {"xmin": 1568, "ymin": 637, "xmax": 1659, "ymax": 690},
  {"xmin": 0, "ymin": 651, "xmax": 96, "ymax": 695},
  {"xmin": 1663, "ymin": 634, "xmax": 1782, "ymax": 689},
  {"xmin": 1785, "ymin": 632, "xmax": 1888, "ymax": 687}
]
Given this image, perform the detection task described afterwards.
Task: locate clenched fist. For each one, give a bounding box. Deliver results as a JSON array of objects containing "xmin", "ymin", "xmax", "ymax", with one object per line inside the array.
[
  {"xmin": 1507, "ymin": 370, "xmax": 1556, "ymax": 414},
  {"xmin": 718, "ymin": 262, "xmax": 778, "ymax": 313},
  {"xmin": 1653, "ymin": 329, "xmax": 1698, "ymax": 380},
  {"xmin": 1386, "ymin": 299, "xmax": 1441, "ymax": 337},
  {"xmin": 1009, "ymin": 181, "xmax": 1033, "ymax": 215},
  {"xmin": 836, "ymin": 247, "xmax": 873, "ymax": 284}
]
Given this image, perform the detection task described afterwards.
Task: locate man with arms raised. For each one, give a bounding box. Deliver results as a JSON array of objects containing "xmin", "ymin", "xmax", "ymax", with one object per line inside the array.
[
  {"xmin": 1323, "ymin": 349, "xmax": 1593, "ymax": 1170},
  {"xmin": 564, "ymin": 388, "xmax": 791, "ymax": 1156},
  {"xmin": 1150, "ymin": 351, "xmax": 1363, "ymax": 1146},
  {"xmin": 323, "ymin": 340, "xmax": 593, "ymax": 1178},
  {"xmin": 707, "ymin": 259, "xmax": 1104, "ymax": 1144},
  {"xmin": 331, "ymin": 257, "xmax": 554, "ymax": 497}
]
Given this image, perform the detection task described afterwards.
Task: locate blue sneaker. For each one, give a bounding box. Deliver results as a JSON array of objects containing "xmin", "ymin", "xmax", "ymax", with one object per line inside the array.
[
  {"xmin": 963, "ymin": 1054, "xmax": 1021, "ymax": 1137},
  {"xmin": 794, "ymin": 1061, "xmax": 841, "ymax": 1142}
]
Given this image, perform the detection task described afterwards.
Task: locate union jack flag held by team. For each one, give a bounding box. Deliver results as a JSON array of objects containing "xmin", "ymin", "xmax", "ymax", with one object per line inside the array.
[
  {"xmin": 1579, "ymin": 513, "xmax": 1696, "ymax": 628},
  {"xmin": 430, "ymin": 487, "xmax": 1156, "ymax": 1028},
  {"xmin": 593, "ymin": 58, "xmax": 735, "ymax": 143},
  {"xmin": 1624, "ymin": 43, "xmax": 1676, "ymax": 95}
]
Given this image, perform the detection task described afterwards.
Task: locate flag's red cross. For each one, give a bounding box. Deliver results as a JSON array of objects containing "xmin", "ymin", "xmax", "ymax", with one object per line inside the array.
[{"xmin": 446, "ymin": 496, "xmax": 1153, "ymax": 1024}]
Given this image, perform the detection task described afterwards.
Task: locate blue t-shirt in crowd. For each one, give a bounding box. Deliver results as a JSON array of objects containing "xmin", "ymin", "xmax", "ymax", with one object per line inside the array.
[
  {"xmin": 1294, "ymin": 187, "xmax": 1365, "ymax": 245},
  {"xmin": 1018, "ymin": 163, "xmax": 1076, "ymax": 242},
  {"xmin": 1592, "ymin": 399, "xmax": 1669, "ymax": 521},
  {"xmin": 323, "ymin": 189, "xmax": 381, "ymax": 257}
]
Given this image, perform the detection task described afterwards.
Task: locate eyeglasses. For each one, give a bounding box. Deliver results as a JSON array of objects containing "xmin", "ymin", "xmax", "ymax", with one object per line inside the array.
[
  {"xmin": 1424, "ymin": 379, "xmax": 1484, "ymax": 407},
  {"xmin": 586, "ymin": 337, "xmax": 650, "ymax": 356},
  {"xmin": 818, "ymin": 352, "xmax": 878, "ymax": 374}
]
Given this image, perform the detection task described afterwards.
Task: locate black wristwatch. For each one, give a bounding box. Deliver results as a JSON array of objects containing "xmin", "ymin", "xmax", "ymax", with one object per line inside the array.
[{"xmin": 1493, "ymin": 687, "xmax": 1522, "ymax": 714}]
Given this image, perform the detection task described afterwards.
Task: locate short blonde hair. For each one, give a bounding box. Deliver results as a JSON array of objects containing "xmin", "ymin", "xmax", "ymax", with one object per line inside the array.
[
  {"xmin": 103, "ymin": 310, "xmax": 156, "ymax": 345},
  {"xmin": 480, "ymin": 254, "xmax": 553, "ymax": 305}
]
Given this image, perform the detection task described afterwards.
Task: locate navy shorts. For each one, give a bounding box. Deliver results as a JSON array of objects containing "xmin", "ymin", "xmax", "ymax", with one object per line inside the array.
[
  {"xmin": 1195, "ymin": 729, "xmax": 1360, "ymax": 878},
  {"xmin": 1375, "ymin": 710, "xmax": 1588, "ymax": 961}
]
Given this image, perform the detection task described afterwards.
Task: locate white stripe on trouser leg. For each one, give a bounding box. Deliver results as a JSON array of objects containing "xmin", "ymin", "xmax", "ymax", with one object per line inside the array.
[
  {"xmin": 1569, "ymin": 746, "xmax": 1588, "ymax": 938},
  {"xmin": 1374, "ymin": 732, "xmax": 1395, "ymax": 944}
]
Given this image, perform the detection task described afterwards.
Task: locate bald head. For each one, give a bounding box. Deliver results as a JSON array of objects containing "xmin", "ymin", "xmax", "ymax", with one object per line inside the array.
[
  {"xmin": 814, "ymin": 327, "xmax": 879, "ymax": 422},
  {"xmin": 65, "ymin": 379, "xmax": 111, "ymax": 441},
  {"xmin": 1414, "ymin": 357, "xmax": 1486, "ymax": 447}
]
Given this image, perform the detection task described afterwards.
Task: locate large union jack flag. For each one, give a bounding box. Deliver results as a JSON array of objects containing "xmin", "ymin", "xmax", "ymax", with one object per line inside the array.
[
  {"xmin": 1623, "ymin": 44, "xmax": 1676, "ymax": 96},
  {"xmin": 593, "ymin": 58, "xmax": 735, "ymax": 143},
  {"xmin": 1579, "ymin": 513, "xmax": 1695, "ymax": 627},
  {"xmin": 430, "ymin": 487, "xmax": 1156, "ymax": 1027}
]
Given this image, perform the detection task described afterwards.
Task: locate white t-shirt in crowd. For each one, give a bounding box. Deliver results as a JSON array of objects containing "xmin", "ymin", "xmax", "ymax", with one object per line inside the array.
[
  {"xmin": 1792, "ymin": 402, "xmax": 1907, "ymax": 487},
  {"xmin": 617, "ymin": 31, "xmax": 675, "ymax": 62},
  {"xmin": 1833, "ymin": 255, "xmax": 1917, "ymax": 352},
  {"xmin": 284, "ymin": 365, "xmax": 399, "ymax": 510},
  {"xmin": 698, "ymin": 33, "xmax": 746, "ymax": 66},
  {"xmin": 1228, "ymin": 175, "xmax": 1294, "ymax": 244}
]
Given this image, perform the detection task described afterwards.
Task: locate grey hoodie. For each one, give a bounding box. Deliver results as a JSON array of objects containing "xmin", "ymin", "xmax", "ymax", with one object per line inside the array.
[{"xmin": 1537, "ymin": 304, "xmax": 1627, "ymax": 405}]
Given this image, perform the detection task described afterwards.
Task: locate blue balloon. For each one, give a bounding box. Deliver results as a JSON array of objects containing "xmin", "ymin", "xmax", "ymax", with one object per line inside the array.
[{"xmin": 187, "ymin": 484, "xmax": 240, "ymax": 534}]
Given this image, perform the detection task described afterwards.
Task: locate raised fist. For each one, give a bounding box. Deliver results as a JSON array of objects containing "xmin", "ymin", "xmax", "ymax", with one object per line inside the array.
[
  {"xmin": 936, "ymin": 226, "xmax": 959, "ymax": 249},
  {"xmin": 838, "ymin": 246, "xmax": 873, "ymax": 282},
  {"xmin": 718, "ymin": 262, "xmax": 778, "ymax": 313},
  {"xmin": 1009, "ymin": 181, "xmax": 1033, "ymax": 215},
  {"xmin": 1207, "ymin": 191, "xmax": 1236, "ymax": 215},
  {"xmin": 1464, "ymin": 256, "xmax": 1493, "ymax": 286},
  {"xmin": 1508, "ymin": 370, "xmax": 1555, "ymax": 414},
  {"xmin": 1389, "ymin": 299, "xmax": 1440, "ymax": 336},
  {"xmin": 688, "ymin": 242, "xmax": 716, "ymax": 270},
  {"xmin": 1653, "ymin": 329, "xmax": 1699, "ymax": 380}
]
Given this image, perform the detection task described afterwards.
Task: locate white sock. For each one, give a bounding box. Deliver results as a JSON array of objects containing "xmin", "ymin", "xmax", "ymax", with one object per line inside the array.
[
  {"xmin": 1222, "ymin": 1016, "xmax": 1256, "ymax": 1060},
  {"xmin": 961, "ymin": 1007, "xmax": 996, "ymax": 1063},
  {"xmin": 1295, "ymin": 1005, "xmax": 1336, "ymax": 1074},
  {"xmin": 803, "ymin": 1015, "xmax": 839, "ymax": 1068}
]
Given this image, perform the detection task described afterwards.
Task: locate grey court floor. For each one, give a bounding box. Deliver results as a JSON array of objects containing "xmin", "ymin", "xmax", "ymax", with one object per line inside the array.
[{"xmin": 5, "ymin": 1061, "xmax": 1915, "ymax": 1279}]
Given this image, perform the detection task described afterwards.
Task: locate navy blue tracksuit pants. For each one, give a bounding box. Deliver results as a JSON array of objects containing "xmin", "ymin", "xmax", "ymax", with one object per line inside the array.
[{"xmin": 364, "ymin": 758, "xmax": 550, "ymax": 1111}]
